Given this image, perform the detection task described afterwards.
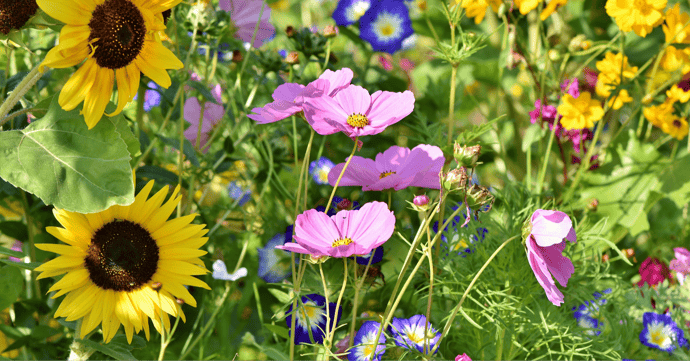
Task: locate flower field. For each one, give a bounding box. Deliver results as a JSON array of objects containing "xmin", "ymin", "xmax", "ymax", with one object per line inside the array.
[{"xmin": 1, "ymin": 0, "xmax": 690, "ymax": 360}]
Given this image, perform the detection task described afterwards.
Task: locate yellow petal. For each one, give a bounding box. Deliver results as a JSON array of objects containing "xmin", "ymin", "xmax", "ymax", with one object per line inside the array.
[
  {"xmin": 158, "ymin": 260, "xmax": 207, "ymax": 275},
  {"xmin": 58, "ymin": 58, "xmax": 99, "ymax": 111},
  {"xmin": 36, "ymin": 243, "xmax": 85, "ymax": 256},
  {"xmin": 37, "ymin": 0, "xmax": 95, "ymax": 26},
  {"xmin": 82, "ymin": 67, "xmax": 114, "ymax": 129}
]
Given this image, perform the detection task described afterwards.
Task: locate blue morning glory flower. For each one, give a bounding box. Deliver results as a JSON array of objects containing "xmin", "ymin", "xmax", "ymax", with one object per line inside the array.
[
  {"xmin": 359, "ymin": 0, "xmax": 414, "ymax": 54},
  {"xmin": 133, "ymin": 81, "xmax": 161, "ymax": 111},
  {"xmin": 309, "ymin": 157, "xmax": 336, "ymax": 185},
  {"xmin": 349, "ymin": 321, "xmax": 386, "ymax": 361},
  {"xmin": 286, "ymin": 293, "xmax": 342, "ymax": 345},
  {"xmin": 228, "ymin": 181, "xmax": 251, "ymax": 206},
  {"xmin": 389, "ymin": 315, "xmax": 440, "ymax": 355},
  {"xmin": 354, "ymin": 246, "xmax": 383, "ymax": 265},
  {"xmin": 333, "ymin": 0, "xmax": 372, "ymax": 26},
  {"xmin": 639, "ymin": 312, "xmax": 688, "ymax": 353},
  {"xmin": 433, "ymin": 205, "xmax": 487, "ymax": 257},
  {"xmin": 572, "ymin": 289, "xmax": 612, "ymax": 336},
  {"xmin": 258, "ymin": 226, "xmax": 295, "ymax": 283}
]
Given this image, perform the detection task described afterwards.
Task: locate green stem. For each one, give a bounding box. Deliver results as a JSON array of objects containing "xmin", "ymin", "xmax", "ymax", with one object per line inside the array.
[
  {"xmin": 178, "ymin": 281, "xmax": 233, "ymax": 360},
  {"xmin": 133, "ymin": 85, "xmax": 183, "ymax": 170},
  {"xmin": 20, "ymin": 191, "xmax": 39, "ymax": 298},
  {"xmin": 448, "ymin": 65, "xmax": 458, "ymax": 145},
  {"xmin": 326, "ymin": 137, "xmax": 359, "ymax": 208},
  {"xmin": 325, "ymin": 258, "xmax": 348, "ymax": 357},
  {"xmin": 535, "ymin": 125, "xmax": 556, "ymax": 194},
  {"xmin": 323, "ymin": 39, "xmax": 332, "ymax": 70},
  {"xmin": 430, "ymin": 235, "xmax": 519, "ymax": 355},
  {"xmin": 423, "ymin": 222, "xmax": 434, "ymax": 355},
  {"xmin": 0, "ymin": 107, "xmax": 47, "ymax": 128},
  {"xmin": 561, "ymin": 114, "xmax": 606, "ymax": 204},
  {"xmin": 0, "ymin": 63, "xmax": 41, "ymax": 122}
]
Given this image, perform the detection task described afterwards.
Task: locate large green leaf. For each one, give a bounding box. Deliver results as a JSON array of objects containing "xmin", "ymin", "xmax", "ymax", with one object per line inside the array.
[
  {"xmin": 579, "ymin": 130, "xmax": 664, "ymax": 238},
  {"xmin": 0, "ymin": 96, "xmax": 134, "ymax": 213},
  {"xmin": 660, "ymin": 153, "xmax": 690, "ymax": 207}
]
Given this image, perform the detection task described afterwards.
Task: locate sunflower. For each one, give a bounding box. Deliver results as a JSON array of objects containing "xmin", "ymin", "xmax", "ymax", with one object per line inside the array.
[
  {"xmin": 35, "ymin": 181, "xmax": 210, "ymax": 343},
  {"xmin": 37, "ymin": 0, "xmax": 183, "ymax": 129}
]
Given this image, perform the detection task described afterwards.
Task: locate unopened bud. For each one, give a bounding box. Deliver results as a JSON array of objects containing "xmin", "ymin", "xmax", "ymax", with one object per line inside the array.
[
  {"xmin": 411, "ymin": 194, "xmax": 430, "ymax": 212},
  {"xmin": 307, "ymin": 254, "xmax": 329, "ymax": 264},
  {"xmin": 587, "ymin": 198, "xmax": 599, "ymax": 212},
  {"xmin": 454, "ymin": 143, "xmax": 481, "ymax": 168},
  {"xmin": 336, "ymin": 198, "xmax": 352, "ymax": 211},
  {"xmin": 548, "ymin": 49, "xmax": 560, "ymax": 61},
  {"xmin": 466, "ymin": 184, "xmax": 493, "ymax": 210},
  {"xmin": 285, "ymin": 25, "xmax": 295, "ymax": 37},
  {"xmin": 231, "ymin": 50, "xmax": 243, "ymax": 63},
  {"xmin": 624, "ymin": 248, "xmax": 635, "ymax": 258},
  {"xmin": 441, "ymin": 167, "xmax": 468, "ymax": 193},
  {"xmin": 323, "ymin": 25, "xmax": 338, "ymax": 38},
  {"xmin": 285, "ymin": 51, "xmax": 300, "ymax": 64},
  {"xmin": 602, "ymin": 254, "xmax": 610, "ymax": 262}
]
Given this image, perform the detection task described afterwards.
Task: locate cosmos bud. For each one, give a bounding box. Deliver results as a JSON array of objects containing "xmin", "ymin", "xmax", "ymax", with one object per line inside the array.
[{"xmin": 453, "ymin": 143, "xmax": 481, "ymax": 168}]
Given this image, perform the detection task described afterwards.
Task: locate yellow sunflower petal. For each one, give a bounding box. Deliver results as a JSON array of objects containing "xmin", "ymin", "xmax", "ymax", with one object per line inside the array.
[
  {"xmin": 132, "ymin": 186, "xmax": 169, "ymax": 227},
  {"xmin": 35, "ymin": 255, "xmax": 85, "ymax": 272},
  {"xmin": 155, "ymin": 224, "xmax": 207, "ymax": 246},
  {"xmin": 103, "ymin": 317, "xmax": 121, "ymax": 343},
  {"xmin": 58, "ymin": 57, "xmax": 99, "ymax": 111},
  {"xmin": 57, "ymin": 25, "xmax": 91, "ymax": 49},
  {"xmin": 107, "ymin": 67, "xmax": 135, "ymax": 117},
  {"xmin": 47, "ymin": 268, "xmax": 89, "ymax": 294},
  {"xmin": 144, "ymin": 185, "xmax": 181, "ymax": 232},
  {"xmin": 134, "ymin": 40, "xmax": 182, "ymax": 89},
  {"xmin": 36, "ymin": 244, "xmax": 85, "ymax": 256},
  {"xmin": 37, "ymin": 0, "xmax": 95, "ymax": 26},
  {"xmin": 150, "ymin": 214, "xmax": 196, "ymax": 240},
  {"xmin": 136, "ymin": 0, "xmax": 182, "ymax": 14},
  {"xmin": 155, "ymin": 269, "xmax": 210, "ymax": 289},
  {"xmin": 157, "ymin": 260, "xmax": 207, "ymax": 276},
  {"xmin": 82, "ymin": 67, "xmax": 114, "ymax": 129},
  {"xmin": 159, "ymin": 248, "xmax": 207, "ymax": 261},
  {"xmin": 45, "ymin": 227, "xmax": 89, "ymax": 249},
  {"xmin": 41, "ymin": 42, "xmax": 90, "ymax": 71}
]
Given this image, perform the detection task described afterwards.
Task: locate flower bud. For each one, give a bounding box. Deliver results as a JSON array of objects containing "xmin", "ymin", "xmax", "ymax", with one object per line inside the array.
[
  {"xmin": 231, "ymin": 50, "xmax": 243, "ymax": 63},
  {"xmin": 465, "ymin": 184, "xmax": 493, "ymax": 210},
  {"xmin": 453, "ymin": 143, "xmax": 481, "ymax": 168},
  {"xmin": 285, "ymin": 25, "xmax": 295, "ymax": 37},
  {"xmin": 587, "ymin": 198, "xmax": 598, "ymax": 212},
  {"xmin": 411, "ymin": 194, "xmax": 430, "ymax": 212},
  {"xmin": 323, "ymin": 25, "xmax": 338, "ymax": 38},
  {"xmin": 285, "ymin": 51, "xmax": 300, "ymax": 64},
  {"xmin": 336, "ymin": 198, "xmax": 352, "ymax": 211},
  {"xmin": 441, "ymin": 167, "xmax": 468, "ymax": 193}
]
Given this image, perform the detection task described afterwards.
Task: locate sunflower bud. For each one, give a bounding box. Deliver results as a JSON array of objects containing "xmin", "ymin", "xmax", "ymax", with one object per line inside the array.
[{"xmin": 454, "ymin": 143, "xmax": 481, "ymax": 168}]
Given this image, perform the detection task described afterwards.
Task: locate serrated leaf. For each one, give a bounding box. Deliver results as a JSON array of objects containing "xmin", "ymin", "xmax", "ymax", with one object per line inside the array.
[
  {"xmin": 0, "ymin": 266, "xmax": 23, "ymax": 311},
  {"xmin": 0, "ymin": 96, "xmax": 134, "ymax": 213}
]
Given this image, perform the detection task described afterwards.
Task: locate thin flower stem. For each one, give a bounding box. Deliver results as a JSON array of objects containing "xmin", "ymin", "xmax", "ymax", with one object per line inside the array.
[
  {"xmin": 325, "ymin": 258, "xmax": 348, "ymax": 357},
  {"xmin": 318, "ymin": 263, "xmax": 331, "ymax": 361},
  {"xmin": 0, "ymin": 63, "xmax": 41, "ymax": 122},
  {"xmin": 20, "ymin": 191, "xmax": 39, "ymax": 298},
  {"xmin": 327, "ymin": 137, "xmax": 359, "ymax": 209},
  {"xmin": 178, "ymin": 281, "xmax": 233, "ymax": 360},
  {"xmin": 176, "ymin": 93, "xmax": 186, "ymax": 218},
  {"xmin": 323, "ymin": 39, "xmax": 332, "ymax": 70},
  {"xmin": 303, "ymin": 130, "xmax": 316, "ymax": 211},
  {"xmin": 349, "ymin": 254, "xmax": 373, "ymax": 347},
  {"xmin": 535, "ymin": 124, "xmax": 556, "ymax": 194},
  {"xmin": 448, "ymin": 65, "xmax": 458, "ymax": 146},
  {"xmin": 561, "ymin": 114, "xmax": 606, "ymax": 204},
  {"xmin": 430, "ymin": 235, "xmax": 519, "ymax": 355},
  {"xmin": 423, "ymin": 221, "xmax": 434, "ymax": 355}
]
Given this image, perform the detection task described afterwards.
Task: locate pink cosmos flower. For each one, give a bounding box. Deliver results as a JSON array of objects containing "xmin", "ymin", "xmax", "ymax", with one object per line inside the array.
[
  {"xmin": 526, "ymin": 209, "xmax": 577, "ymax": 306},
  {"xmin": 184, "ymin": 84, "xmax": 224, "ymax": 153},
  {"xmin": 327, "ymin": 144, "xmax": 444, "ymax": 191},
  {"xmin": 276, "ymin": 201, "xmax": 395, "ymax": 258},
  {"xmin": 304, "ymin": 85, "xmax": 415, "ymax": 138},
  {"xmin": 248, "ymin": 68, "xmax": 354, "ymax": 124},
  {"xmin": 455, "ymin": 354, "xmax": 472, "ymax": 361},
  {"xmin": 670, "ymin": 248, "xmax": 690, "ymax": 285},
  {"xmin": 219, "ymin": 0, "xmax": 275, "ymax": 48}
]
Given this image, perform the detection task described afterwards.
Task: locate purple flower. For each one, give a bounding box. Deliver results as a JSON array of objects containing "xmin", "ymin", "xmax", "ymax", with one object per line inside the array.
[
  {"xmin": 349, "ymin": 321, "xmax": 386, "ymax": 361},
  {"xmin": 184, "ymin": 84, "xmax": 225, "ymax": 153},
  {"xmin": 571, "ymin": 289, "xmax": 611, "ymax": 336},
  {"xmin": 525, "ymin": 209, "xmax": 577, "ymax": 306},
  {"xmin": 9, "ymin": 240, "xmax": 22, "ymax": 263},
  {"xmin": 309, "ymin": 157, "xmax": 336, "ymax": 185},
  {"xmin": 219, "ymin": 0, "xmax": 275, "ymax": 48},
  {"xmin": 389, "ymin": 315, "xmax": 440, "ymax": 354},
  {"xmin": 561, "ymin": 78, "xmax": 580, "ymax": 98},
  {"xmin": 639, "ymin": 312, "xmax": 688, "ymax": 353},
  {"xmin": 327, "ymin": 144, "xmax": 443, "ymax": 191},
  {"xmin": 286, "ymin": 293, "xmax": 342, "ymax": 345},
  {"xmin": 258, "ymin": 227, "xmax": 294, "ymax": 283}
]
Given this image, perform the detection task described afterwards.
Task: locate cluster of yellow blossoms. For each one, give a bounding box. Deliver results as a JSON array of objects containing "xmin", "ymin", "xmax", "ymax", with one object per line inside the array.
[{"xmin": 458, "ymin": 0, "xmax": 568, "ymax": 24}]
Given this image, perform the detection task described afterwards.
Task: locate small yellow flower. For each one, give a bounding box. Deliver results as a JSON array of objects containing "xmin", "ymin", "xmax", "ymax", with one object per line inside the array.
[
  {"xmin": 659, "ymin": 46, "xmax": 690, "ymax": 73},
  {"xmin": 663, "ymin": 3, "xmax": 690, "ymax": 44},
  {"xmin": 557, "ymin": 92, "xmax": 604, "ymax": 130},
  {"xmin": 643, "ymin": 98, "xmax": 675, "ymax": 127},
  {"xmin": 460, "ymin": 0, "xmax": 501, "ymax": 24},
  {"xmin": 540, "ymin": 0, "xmax": 568, "ymax": 20},
  {"xmin": 595, "ymin": 52, "xmax": 638, "ymax": 98},
  {"xmin": 660, "ymin": 115, "xmax": 689, "ymax": 140},
  {"xmin": 511, "ymin": 84, "xmax": 524, "ymax": 98},
  {"xmin": 608, "ymin": 89, "xmax": 633, "ymax": 110},
  {"xmin": 667, "ymin": 83, "xmax": 690, "ymax": 103},
  {"xmin": 605, "ymin": 0, "xmax": 666, "ymax": 37},
  {"xmin": 514, "ymin": 0, "xmax": 542, "ymax": 15}
]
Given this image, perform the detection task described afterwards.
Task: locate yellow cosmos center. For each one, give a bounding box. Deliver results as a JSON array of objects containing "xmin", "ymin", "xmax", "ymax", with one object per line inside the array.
[
  {"xmin": 332, "ymin": 238, "xmax": 353, "ymax": 247},
  {"xmin": 379, "ymin": 171, "xmax": 396, "ymax": 179},
  {"xmin": 88, "ymin": 0, "xmax": 146, "ymax": 69},
  {"xmin": 347, "ymin": 113, "xmax": 369, "ymax": 128}
]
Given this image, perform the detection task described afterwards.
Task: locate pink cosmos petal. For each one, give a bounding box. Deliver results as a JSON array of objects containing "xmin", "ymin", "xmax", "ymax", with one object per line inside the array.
[
  {"xmin": 366, "ymin": 173, "xmax": 402, "ymax": 191},
  {"xmin": 303, "ymin": 95, "xmax": 349, "ymax": 135},
  {"xmin": 328, "ymin": 157, "xmax": 379, "ymax": 187},
  {"xmin": 333, "ymin": 85, "xmax": 371, "ymax": 117},
  {"xmin": 184, "ymin": 98, "xmax": 202, "ymax": 126},
  {"xmin": 275, "ymin": 242, "xmax": 312, "ymax": 254},
  {"xmin": 249, "ymin": 100, "xmax": 301, "ymax": 124},
  {"xmin": 317, "ymin": 68, "xmax": 354, "ymax": 97},
  {"xmin": 211, "ymin": 84, "xmax": 223, "ymax": 104},
  {"xmin": 295, "ymin": 79, "xmax": 329, "ymax": 105},
  {"xmin": 531, "ymin": 210, "xmax": 575, "ymax": 247},
  {"xmin": 294, "ymin": 209, "xmax": 342, "ymax": 256},
  {"xmin": 533, "ymin": 240, "xmax": 574, "ymax": 287},
  {"xmin": 366, "ymin": 90, "xmax": 415, "ymax": 128},
  {"xmin": 526, "ymin": 237, "xmax": 566, "ymax": 306},
  {"xmin": 220, "ymin": 0, "xmax": 275, "ymax": 48},
  {"xmin": 375, "ymin": 146, "xmax": 409, "ymax": 174},
  {"xmin": 272, "ymin": 83, "xmax": 305, "ymax": 102},
  {"xmin": 344, "ymin": 202, "xmax": 395, "ymax": 254},
  {"xmin": 236, "ymin": 26, "xmax": 275, "ymax": 48},
  {"xmin": 393, "ymin": 144, "xmax": 443, "ymax": 190},
  {"xmin": 204, "ymin": 103, "xmax": 225, "ymax": 128}
]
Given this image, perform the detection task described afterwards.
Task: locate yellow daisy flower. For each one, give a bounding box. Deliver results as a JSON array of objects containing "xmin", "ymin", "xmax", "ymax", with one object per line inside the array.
[
  {"xmin": 605, "ymin": 0, "xmax": 666, "ymax": 38},
  {"xmin": 514, "ymin": 0, "xmax": 542, "ymax": 15},
  {"xmin": 557, "ymin": 91, "xmax": 604, "ymax": 130},
  {"xmin": 540, "ymin": 0, "xmax": 568, "ymax": 20},
  {"xmin": 643, "ymin": 98, "xmax": 675, "ymax": 127},
  {"xmin": 667, "ymin": 82, "xmax": 690, "ymax": 103},
  {"xmin": 37, "ymin": 0, "xmax": 184, "ymax": 129},
  {"xmin": 660, "ymin": 115, "xmax": 689, "ymax": 140},
  {"xmin": 663, "ymin": 3, "xmax": 690, "ymax": 44},
  {"xmin": 595, "ymin": 52, "xmax": 637, "ymax": 98},
  {"xmin": 35, "ymin": 181, "xmax": 210, "ymax": 344},
  {"xmin": 459, "ymin": 0, "xmax": 501, "ymax": 24},
  {"xmin": 608, "ymin": 89, "xmax": 633, "ymax": 110}
]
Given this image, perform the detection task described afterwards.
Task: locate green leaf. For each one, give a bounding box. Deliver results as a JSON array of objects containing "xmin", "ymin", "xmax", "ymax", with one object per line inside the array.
[
  {"xmin": 522, "ymin": 124, "xmax": 545, "ymax": 152},
  {"xmin": 135, "ymin": 165, "xmax": 179, "ymax": 186},
  {"xmin": 579, "ymin": 129, "xmax": 664, "ymax": 238},
  {"xmin": 0, "ymin": 221, "xmax": 27, "ymax": 241},
  {"xmin": 0, "ymin": 265, "xmax": 23, "ymax": 311},
  {"xmin": 260, "ymin": 346, "xmax": 290, "ymax": 361},
  {"xmin": 0, "ymin": 96, "xmax": 134, "ymax": 213},
  {"xmin": 109, "ymin": 115, "xmax": 140, "ymax": 159},
  {"xmin": 0, "ymin": 259, "xmax": 40, "ymax": 269},
  {"xmin": 79, "ymin": 337, "xmax": 138, "ymax": 360},
  {"xmin": 187, "ymin": 81, "xmax": 219, "ymax": 104},
  {"xmin": 0, "ymin": 245, "xmax": 22, "ymax": 258},
  {"xmin": 262, "ymin": 324, "xmax": 288, "ymax": 339},
  {"xmin": 266, "ymin": 288, "xmax": 292, "ymax": 304},
  {"xmin": 660, "ymin": 154, "xmax": 690, "ymax": 207}
]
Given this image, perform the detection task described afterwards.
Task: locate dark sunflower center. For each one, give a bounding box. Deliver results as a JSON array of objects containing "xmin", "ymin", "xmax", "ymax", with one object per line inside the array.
[
  {"xmin": 0, "ymin": 0, "xmax": 39, "ymax": 35},
  {"xmin": 88, "ymin": 0, "xmax": 146, "ymax": 69},
  {"xmin": 85, "ymin": 219, "xmax": 159, "ymax": 291},
  {"xmin": 678, "ymin": 78, "xmax": 690, "ymax": 92}
]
